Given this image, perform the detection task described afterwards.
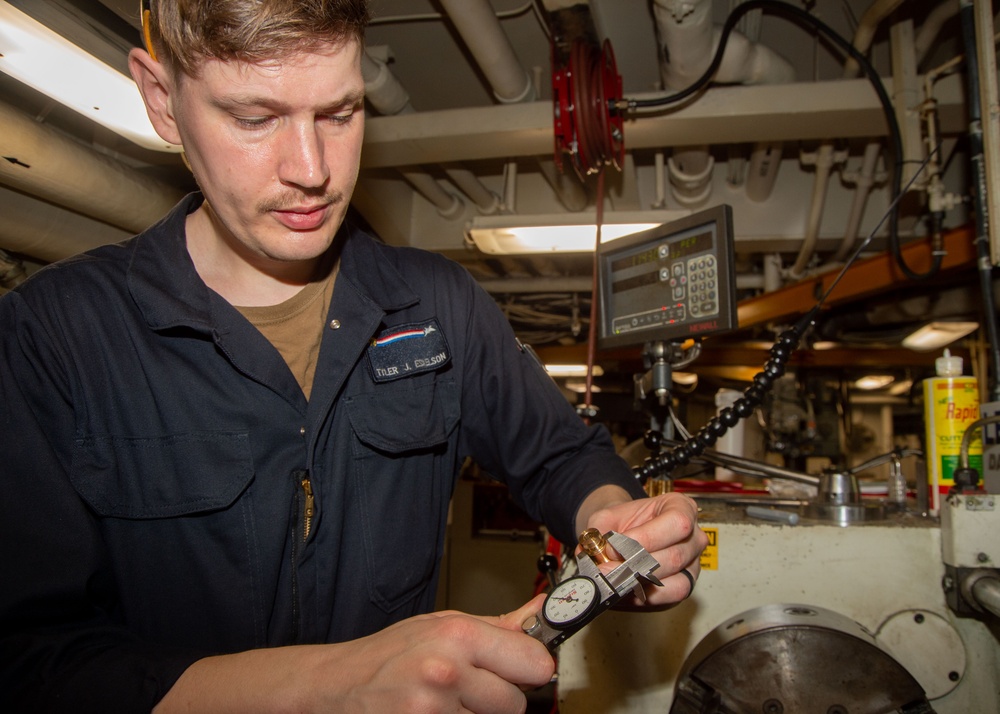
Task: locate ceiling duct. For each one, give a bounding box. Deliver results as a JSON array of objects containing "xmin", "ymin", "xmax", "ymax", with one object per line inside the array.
[
  {"xmin": 0, "ymin": 184, "xmax": 132, "ymax": 262},
  {"xmin": 651, "ymin": 0, "xmax": 795, "ymax": 208},
  {"xmin": 0, "ymin": 99, "xmax": 182, "ymax": 261}
]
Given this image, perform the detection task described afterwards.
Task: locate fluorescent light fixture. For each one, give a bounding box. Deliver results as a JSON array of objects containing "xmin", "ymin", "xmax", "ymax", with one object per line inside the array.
[
  {"xmin": 466, "ymin": 211, "xmax": 687, "ymax": 255},
  {"xmin": 854, "ymin": 374, "xmax": 895, "ymax": 390},
  {"xmin": 0, "ymin": 2, "xmax": 178, "ymax": 152},
  {"xmin": 902, "ymin": 321, "xmax": 979, "ymax": 351},
  {"xmin": 888, "ymin": 379, "xmax": 913, "ymax": 396},
  {"xmin": 564, "ymin": 380, "xmax": 601, "ymax": 394},
  {"xmin": 544, "ymin": 364, "xmax": 604, "ymax": 378}
]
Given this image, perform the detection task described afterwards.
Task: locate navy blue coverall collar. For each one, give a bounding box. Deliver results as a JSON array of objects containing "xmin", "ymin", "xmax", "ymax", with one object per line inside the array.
[{"xmin": 126, "ymin": 193, "xmax": 420, "ymax": 335}]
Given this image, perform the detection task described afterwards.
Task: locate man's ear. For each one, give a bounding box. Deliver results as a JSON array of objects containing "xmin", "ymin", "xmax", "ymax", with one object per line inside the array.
[{"xmin": 128, "ymin": 47, "xmax": 182, "ymax": 146}]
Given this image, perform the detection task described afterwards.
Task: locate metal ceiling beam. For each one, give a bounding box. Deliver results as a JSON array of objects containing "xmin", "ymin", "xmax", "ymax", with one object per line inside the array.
[{"xmin": 361, "ymin": 75, "xmax": 965, "ymax": 169}]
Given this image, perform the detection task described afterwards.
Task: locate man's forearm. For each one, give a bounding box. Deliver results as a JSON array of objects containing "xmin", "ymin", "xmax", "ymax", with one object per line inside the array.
[{"xmin": 153, "ymin": 647, "xmax": 328, "ymax": 714}]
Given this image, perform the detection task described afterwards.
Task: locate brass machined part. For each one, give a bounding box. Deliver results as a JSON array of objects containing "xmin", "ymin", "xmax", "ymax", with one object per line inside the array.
[
  {"xmin": 578, "ymin": 528, "xmax": 612, "ymax": 564},
  {"xmin": 645, "ymin": 478, "xmax": 673, "ymax": 497}
]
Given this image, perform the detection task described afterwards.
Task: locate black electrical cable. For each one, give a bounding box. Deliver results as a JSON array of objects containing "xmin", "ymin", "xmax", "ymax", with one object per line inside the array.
[
  {"xmin": 635, "ymin": 146, "xmax": 943, "ymax": 482},
  {"xmin": 616, "ymin": 0, "xmax": 943, "ymax": 283},
  {"xmin": 634, "ymin": 305, "xmax": 820, "ymax": 481},
  {"xmin": 958, "ymin": 1, "xmax": 1000, "ymax": 402}
]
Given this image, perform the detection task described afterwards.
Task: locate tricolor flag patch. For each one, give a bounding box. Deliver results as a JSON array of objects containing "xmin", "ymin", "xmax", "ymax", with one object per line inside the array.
[{"xmin": 367, "ymin": 319, "xmax": 451, "ymax": 382}]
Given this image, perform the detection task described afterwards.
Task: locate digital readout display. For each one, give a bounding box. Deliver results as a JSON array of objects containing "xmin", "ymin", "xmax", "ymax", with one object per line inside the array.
[
  {"xmin": 670, "ymin": 231, "xmax": 712, "ymax": 260},
  {"xmin": 610, "ymin": 246, "xmax": 659, "ymax": 272},
  {"xmin": 611, "ymin": 269, "xmax": 659, "ymax": 294},
  {"xmin": 608, "ymin": 230, "xmax": 714, "ymax": 296},
  {"xmin": 597, "ymin": 204, "xmax": 733, "ymax": 349}
]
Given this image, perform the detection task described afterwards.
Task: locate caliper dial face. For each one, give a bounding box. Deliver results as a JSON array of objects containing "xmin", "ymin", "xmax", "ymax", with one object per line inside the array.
[{"xmin": 542, "ymin": 576, "xmax": 600, "ymax": 629}]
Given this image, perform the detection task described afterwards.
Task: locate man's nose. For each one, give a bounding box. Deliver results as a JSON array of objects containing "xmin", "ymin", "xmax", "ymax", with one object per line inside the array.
[{"xmin": 277, "ymin": 122, "xmax": 330, "ymax": 189}]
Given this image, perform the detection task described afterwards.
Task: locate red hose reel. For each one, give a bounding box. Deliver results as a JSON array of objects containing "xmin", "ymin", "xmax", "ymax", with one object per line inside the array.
[{"xmin": 552, "ymin": 38, "xmax": 625, "ymax": 179}]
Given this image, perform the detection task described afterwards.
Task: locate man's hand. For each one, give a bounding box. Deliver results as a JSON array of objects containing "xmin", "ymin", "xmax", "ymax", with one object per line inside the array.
[
  {"xmin": 154, "ymin": 594, "xmax": 553, "ymax": 714},
  {"xmin": 576, "ymin": 485, "xmax": 707, "ymax": 609}
]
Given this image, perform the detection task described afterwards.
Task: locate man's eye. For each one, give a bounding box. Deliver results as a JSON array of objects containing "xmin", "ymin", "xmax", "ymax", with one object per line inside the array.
[
  {"xmin": 324, "ymin": 111, "xmax": 355, "ymax": 125},
  {"xmin": 234, "ymin": 116, "xmax": 273, "ymax": 128}
]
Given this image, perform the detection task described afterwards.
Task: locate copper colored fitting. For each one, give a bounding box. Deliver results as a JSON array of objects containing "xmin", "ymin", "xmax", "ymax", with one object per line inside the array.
[{"xmin": 579, "ymin": 528, "xmax": 612, "ymax": 564}]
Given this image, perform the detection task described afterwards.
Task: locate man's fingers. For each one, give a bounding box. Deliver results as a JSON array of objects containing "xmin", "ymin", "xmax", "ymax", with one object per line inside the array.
[
  {"xmin": 445, "ymin": 594, "xmax": 555, "ymax": 693},
  {"xmin": 495, "ymin": 593, "xmax": 548, "ymax": 632}
]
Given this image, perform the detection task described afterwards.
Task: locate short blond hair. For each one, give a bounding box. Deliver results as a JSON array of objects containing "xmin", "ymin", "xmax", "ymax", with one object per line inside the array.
[{"xmin": 145, "ymin": 0, "xmax": 370, "ymax": 76}]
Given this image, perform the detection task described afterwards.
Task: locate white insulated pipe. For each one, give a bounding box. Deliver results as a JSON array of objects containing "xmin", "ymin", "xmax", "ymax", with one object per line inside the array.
[
  {"xmin": 0, "ymin": 184, "xmax": 133, "ymax": 262},
  {"xmin": 797, "ymin": 0, "xmax": 907, "ymax": 277},
  {"xmin": 833, "ymin": 142, "xmax": 883, "ymax": 262},
  {"xmin": 436, "ymin": 0, "xmax": 534, "ymax": 104},
  {"xmin": 400, "ymin": 169, "xmax": 463, "ymax": 220},
  {"xmin": 436, "ymin": 0, "xmax": 589, "ymax": 213},
  {"xmin": 745, "ymin": 141, "xmax": 783, "ymax": 203},
  {"xmin": 915, "ymin": 1, "xmax": 961, "ymax": 66},
  {"xmin": 362, "ymin": 50, "xmax": 487, "ymax": 217},
  {"xmin": 791, "ymin": 147, "xmax": 838, "ymax": 277},
  {"xmin": 361, "ymin": 50, "xmax": 412, "ymax": 116},
  {"xmin": 653, "ymin": 0, "xmax": 715, "ymax": 206},
  {"xmin": 363, "ymin": 49, "xmax": 500, "ymax": 214},
  {"xmin": 0, "ymin": 100, "xmax": 183, "ymax": 235},
  {"xmin": 443, "ymin": 165, "xmax": 501, "ymax": 214},
  {"xmin": 652, "ymin": 0, "xmax": 794, "ymax": 206},
  {"xmin": 537, "ymin": 159, "xmax": 588, "ymax": 212},
  {"xmin": 843, "ymin": 0, "xmax": 910, "ymax": 78}
]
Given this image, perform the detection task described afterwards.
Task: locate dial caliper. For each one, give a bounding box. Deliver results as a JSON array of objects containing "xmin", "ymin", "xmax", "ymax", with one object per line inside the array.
[{"xmin": 521, "ymin": 528, "xmax": 663, "ymax": 650}]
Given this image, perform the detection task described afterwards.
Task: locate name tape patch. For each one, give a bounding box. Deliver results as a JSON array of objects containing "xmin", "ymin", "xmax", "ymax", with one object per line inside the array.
[{"xmin": 367, "ymin": 319, "xmax": 451, "ymax": 383}]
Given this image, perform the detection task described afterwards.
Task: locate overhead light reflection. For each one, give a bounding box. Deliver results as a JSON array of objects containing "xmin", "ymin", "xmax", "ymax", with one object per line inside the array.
[
  {"xmin": 466, "ymin": 211, "xmax": 686, "ymax": 254},
  {"xmin": 902, "ymin": 321, "xmax": 978, "ymax": 351},
  {"xmin": 854, "ymin": 374, "xmax": 895, "ymax": 390},
  {"xmin": 544, "ymin": 364, "xmax": 604, "ymax": 378}
]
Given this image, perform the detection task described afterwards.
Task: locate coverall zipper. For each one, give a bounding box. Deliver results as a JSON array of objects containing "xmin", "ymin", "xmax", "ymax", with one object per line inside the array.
[{"xmin": 301, "ymin": 476, "xmax": 315, "ymax": 542}]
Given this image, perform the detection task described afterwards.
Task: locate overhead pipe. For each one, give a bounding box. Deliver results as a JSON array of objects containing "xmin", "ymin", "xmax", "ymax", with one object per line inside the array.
[
  {"xmin": 435, "ymin": 0, "xmax": 534, "ymax": 105},
  {"xmin": 441, "ymin": 164, "xmax": 501, "ymax": 214},
  {"xmin": 363, "ymin": 49, "xmax": 500, "ymax": 215},
  {"xmin": 833, "ymin": 141, "xmax": 883, "ymax": 262},
  {"xmin": 843, "ymin": 0, "xmax": 910, "ymax": 78},
  {"xmin": 502, "ymin": 160, "xmax": 518, "ymax": 213},
  {"xmin": 745, "ymin": 141, "xmax": 783, "ymax": 202},
  {"xmin": 536, "ymin": 159, "xmax": 588, "ymax": 213},
  {"xmin": 0, "ymin": 184, "xmax": 133, "ymax": 263},
  {"xmin": 399, "ymin": 169, "xmax": 463, "ymax": 219},
  {"xmin": 794, "ymin": 0, "xmax": 908, "ymax": 278},
  {"xmin": 914, "ymin": 1, "xmax": 961, "ymax": 67},
  {"xmin": 361, "ymin": 49, "xmax": 412, "ymax": 115},
  {"xmin": 652, "ymin": 0, "xmax": 714, "ymax": 207},
  {"xmin": 361, "ymin": 50, "xmax": 481, "ymax": 217},
  {"xmin": 792, "ymin": 145, "xmax": 847, "ymax": 276},
  {"xmin": 436, "ymin": 0, "xmax": 591, "ymax": 213},
  {"xmin": 651, "ymin": 151, "xmax": 668, "ymax": 209},
  {"xmin": 0, "ymin": 100, "xmax": 183, "ymax": 236},
  {"xmin": 651, "ymin": 0, "xmax": 795, "ymax": 207}
]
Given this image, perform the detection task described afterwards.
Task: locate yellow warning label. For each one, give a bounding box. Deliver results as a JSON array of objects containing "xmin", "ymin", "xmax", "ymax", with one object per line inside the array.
[{"xmin": 700, "ymin": 527, "xmax": 718, "ymax": 570}]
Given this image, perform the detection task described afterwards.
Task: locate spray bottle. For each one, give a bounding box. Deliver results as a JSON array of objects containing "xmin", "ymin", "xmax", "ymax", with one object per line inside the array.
[{"xmin": 923, "ymin": 349, "xmax": 982, "ymax": 514}]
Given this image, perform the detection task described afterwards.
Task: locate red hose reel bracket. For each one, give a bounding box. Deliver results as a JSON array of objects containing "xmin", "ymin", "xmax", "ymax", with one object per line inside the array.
[{"xmin": 552, "ymin": 38, "xmax": 625, "ymax": 179}]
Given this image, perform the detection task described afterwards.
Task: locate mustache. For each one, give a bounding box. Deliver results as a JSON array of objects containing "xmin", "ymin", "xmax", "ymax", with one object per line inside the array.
[{"xmin": 258, "ymin": 190, "xmax": 341, "ymax": 213}]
